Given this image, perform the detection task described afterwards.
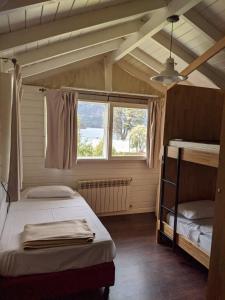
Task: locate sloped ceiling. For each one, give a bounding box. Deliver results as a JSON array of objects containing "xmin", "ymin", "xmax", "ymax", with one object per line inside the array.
[{"xmin": 0, "ymin": 0, "xmax": 225, "ymax": 90}]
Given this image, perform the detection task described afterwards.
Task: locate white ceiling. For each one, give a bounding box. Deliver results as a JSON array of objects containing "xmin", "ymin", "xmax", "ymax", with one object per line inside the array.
[{"xmin": 0, "ymin": 0, "xmax": 225, "ymax": 89}]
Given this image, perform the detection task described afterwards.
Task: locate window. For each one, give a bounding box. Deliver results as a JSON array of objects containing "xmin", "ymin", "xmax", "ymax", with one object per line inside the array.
[
  {"xmin": 77, "ymin": 100, "xmax": 148, "ymax": 160},
  {"xmin": 111, "ymin": 104, "xmax": 148, "ymax": 158},
  {"xmin": 77, "ymin": 101, "xmax": 108, "ymax": 159}
]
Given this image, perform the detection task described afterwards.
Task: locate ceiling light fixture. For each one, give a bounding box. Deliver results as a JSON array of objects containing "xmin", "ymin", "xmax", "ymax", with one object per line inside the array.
[{"xmin": 151, "ymin": 15, "xmax": 188, "ymax": 85}]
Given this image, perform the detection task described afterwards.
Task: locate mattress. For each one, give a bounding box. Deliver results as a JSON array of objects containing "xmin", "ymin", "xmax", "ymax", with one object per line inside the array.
[
  {"xmin": 0, "ymin": 194, "xmax": 116, "ymax": 277},
  {"xmin": 169, "ymin": 140, "xmax": 220, "ymax": 154},
  {"xmin": 167, "ymin": 214, "xmax": 213, "ymax": 254}
]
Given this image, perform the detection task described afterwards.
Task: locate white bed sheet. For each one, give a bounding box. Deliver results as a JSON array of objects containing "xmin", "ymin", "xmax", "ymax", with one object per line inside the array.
[
  {"xmin": 0, "ymin": 194, "xmax": 116, "ymax": 277},
  {"xmin": 167, "ymin": 214, "xmax": 213, "ymax": 254},
  {"xmin": 199, "ymin": 234, "xmax": 212, "ymax": 254},
  {"xmin": 169, "ymin": 140, "xmax": 220, "ymax": 153}
]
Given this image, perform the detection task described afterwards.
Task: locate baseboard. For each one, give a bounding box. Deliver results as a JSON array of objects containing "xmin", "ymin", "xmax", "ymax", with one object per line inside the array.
[{"xmin": 97, "ymin": 206, "xmax": 155, "ymax": 217}]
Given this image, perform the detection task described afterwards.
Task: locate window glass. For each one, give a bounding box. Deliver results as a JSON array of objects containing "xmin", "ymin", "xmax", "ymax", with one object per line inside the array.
[
  {"xmin": 112, "ymin": 106, "xmax": 148, "ymax": 157},
  {"xmin": 77, "ymin": 101, "xmax": 108, "ymax": 159}
]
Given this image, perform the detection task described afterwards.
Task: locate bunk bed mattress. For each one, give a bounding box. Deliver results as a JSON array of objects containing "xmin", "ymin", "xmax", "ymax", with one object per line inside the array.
[
  {"xmin": 167, "ymin": 214, "xmax": 213, "ymax": 254},
  {"xmin": 169, "ymin": 140, "xmax": 220, "ymax": 153},
  {"xmin": 0, "ymin": 195, "xmax": 116, "ymax": 277}
]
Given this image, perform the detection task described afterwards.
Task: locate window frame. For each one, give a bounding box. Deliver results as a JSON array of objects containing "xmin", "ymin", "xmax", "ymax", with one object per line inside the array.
[
  {"xmin": 108, "ymin": 102, "xmax": 148, "ymax": 161},
  {"xmin": 77, "ymin": 98, "xmax": 109, "ymax": 161},
  {"xmin": 77, "ymin": 99, "xmax": 149, "ymax": 162}
]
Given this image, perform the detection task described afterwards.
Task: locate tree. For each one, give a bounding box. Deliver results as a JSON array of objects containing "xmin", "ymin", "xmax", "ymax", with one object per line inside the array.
[
  {"xmin": 78, "ymin": 140, "xmax": 94, "ymax": 157},
  {"xmin": 129, "ymin": 125, "xmax": 147, "ymax": 153},
  {"xmin": 113, "ymin": 107, "xmax": 146, "ymax": 140},
  {"xmin": 93, "ymin": 139, "xmax": 104, "ymax": 156},
  {"xmin": 78, "ymin": 139, "xmax": 104, "ymax": 157}
]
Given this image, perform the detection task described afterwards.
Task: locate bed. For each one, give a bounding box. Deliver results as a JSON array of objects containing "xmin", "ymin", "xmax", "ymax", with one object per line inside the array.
[
  {"xmin": 0, "ymin": 188, "xmax": 116, "ymax": 300},
  {"xmin": 158, "ymin": 200, "xmax": 214, "ymax": 268},
  {"xmin": 157, "ymin": 139, "xmax": 217, "ymax": 267},
  {"xmin": 167, "ymin": 214, "xmax": 213, "ymax": 254}
]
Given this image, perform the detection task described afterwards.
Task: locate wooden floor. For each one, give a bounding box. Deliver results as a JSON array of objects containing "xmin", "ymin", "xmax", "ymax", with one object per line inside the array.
[{"xmin": 65, "ymin": 213, "xmax": 208, "ymax": 300}]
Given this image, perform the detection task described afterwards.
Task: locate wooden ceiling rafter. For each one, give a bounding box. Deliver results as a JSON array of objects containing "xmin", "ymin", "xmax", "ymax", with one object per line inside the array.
[
  {"xmin": 153, "ymin": 31, "xmax": 225, "ymax": 89},
  {"xmin": 0, "ymin": 0, "xmax": 167, "ymax": 52},
  {"xmin": 22, "ymin": 39, "xmax": 122, "ymax": 78},
  {"xmin": 169, "ymin": 35, "xmax": 225, "ymax": 90},
  {"xmin": 109, "ymin": 0, "xmax": 204, "ymax": 63},
  {"xmin": 4, "ymin": 20, "xmax": 140, "ymax": 71}
]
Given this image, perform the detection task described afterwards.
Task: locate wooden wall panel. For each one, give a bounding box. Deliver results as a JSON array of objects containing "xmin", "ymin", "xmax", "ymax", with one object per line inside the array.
[
  {"xmin": 21, "ymin": 84, "xmax": 160, "ymax": 215},
  {"xmin": 207, "ymin": 101, "xmax": 225, "ymax": 300},
  {"xmin": 162, "ymin": 159, "xmax": 217, "ymax": 213},
  {"xmin": 24, "ymin": 60, "xmax": 162, "ymax": 96},
  {"xmin": 164, "ymin": 85, "xmax": 224, "ymax": 144}
]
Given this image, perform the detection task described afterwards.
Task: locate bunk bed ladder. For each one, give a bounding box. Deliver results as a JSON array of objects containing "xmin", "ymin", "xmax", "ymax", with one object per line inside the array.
[{"xmin": 159, "ymin": 146, "xmax": 182, "ymax": 250}]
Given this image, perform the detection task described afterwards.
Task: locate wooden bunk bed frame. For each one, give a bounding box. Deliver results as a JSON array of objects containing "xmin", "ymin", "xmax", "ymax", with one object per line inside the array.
[
  {"xmin": 157, "ymin": 85, "xmax": 225, "ymax": 269},
  {"xmin": 167, "ymin": 146, "xmax": 219, "ymax": 168},
  {"xmin": 158, "ymin": 144, "xmax": 213, "ymax": 269},
  {"xmin": 157, "ymin": 219, "xmax": 210, "ymax": 268}
]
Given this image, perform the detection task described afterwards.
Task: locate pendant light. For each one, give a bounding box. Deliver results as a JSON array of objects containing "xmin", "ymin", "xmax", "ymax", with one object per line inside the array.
[{"xmin": 151, "ymin": 15, "xmax": 188, "ymax": 85}]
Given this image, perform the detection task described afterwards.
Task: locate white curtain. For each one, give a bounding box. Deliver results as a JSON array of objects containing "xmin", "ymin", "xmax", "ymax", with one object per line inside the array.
[
  {"xmin": 8, "ymin": 64, "xmax": 23, "ymax": 201},
  {"xmin": 0, "ymin": 72, "xmax": 13, "ymax": 183},
  {"xmin": 146, "ymin": 98, "xmax": 164, "ymax": 169},
  {"xmin": 45, "ymin": 90, "xmax": 78, "ymax": 169}
]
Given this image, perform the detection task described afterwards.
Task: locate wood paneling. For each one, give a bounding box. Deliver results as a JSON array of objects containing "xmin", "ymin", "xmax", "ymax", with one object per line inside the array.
[
  {"xmin": 25, "ymin": 60, "xmax": 162, "ymax": 97},
  {"xmin": 164, "ymin": 85, "xmax": 224, "ymax": 144},
  {"xmin": 162, "ymin": 159, "xmax": 217, "ymax": 211},
  {"xmin": 21, "ymin": 82, "xmax": 160, "ymax": 215},
  {"xmin": 207, "ymin": 101, "xmax": 225, "ymax": 300}
]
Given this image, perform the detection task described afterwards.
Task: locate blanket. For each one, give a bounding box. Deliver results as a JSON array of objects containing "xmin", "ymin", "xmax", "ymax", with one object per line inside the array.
[{"xmin": 22, "ymin": 219, "xmax": 95, "ymax": 250}]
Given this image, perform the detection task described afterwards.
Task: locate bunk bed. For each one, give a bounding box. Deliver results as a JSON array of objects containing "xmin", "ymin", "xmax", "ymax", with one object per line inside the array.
[
  {"xmin": 158, "ymin": 141, "xmax": 219, "ymax": 269},
  {"xmin": 157, "ymin": 85, "xmax": 225, "ymax": 269}
]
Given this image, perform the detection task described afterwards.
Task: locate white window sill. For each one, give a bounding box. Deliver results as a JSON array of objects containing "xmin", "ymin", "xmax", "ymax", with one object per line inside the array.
[{"xmin": 77, "ymin": 157, "xmax": 147, "ymax": 163}]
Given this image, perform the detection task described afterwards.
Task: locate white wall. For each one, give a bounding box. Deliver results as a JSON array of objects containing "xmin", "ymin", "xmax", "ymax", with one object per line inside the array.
[{"xmin": 21, "ymin": 85, "xmax": 160, "ymax": 215}]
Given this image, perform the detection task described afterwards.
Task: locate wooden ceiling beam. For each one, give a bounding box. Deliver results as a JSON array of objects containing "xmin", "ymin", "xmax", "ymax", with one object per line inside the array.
[
  {"xmin": 180, "ymin": 35, "xmax": 225, "ymax": 77},
  {"xmin": 23, "ymin": 55, "xmax": 104, "ymax": 84},
  {"xmin": 168, "ymin": 35, "xmax": 225, "ymax": 89},
  {"xmin": 131, "ymin": 48, "xmax": 193, "ymax": 86},
  {"xmin": 110, "ymin": 0, "xmax": 203, "ymax": 63},
  {"xmin": 153, "ymin": 31, "xmax": 225, "ymax": 89},
  {"xmin": 130, "ymin": 48, "xmax": 164, "ymax": 73},
  {"xmin": 22, "ymin": 39, "xmax": 122, "ymax": 78},
  {"xmin": 4, "ymin": 21, "xmax": 140, "ymax": 70},
  {"xmin": 0, "ymin": 0, "xmax": 167, "ymax": 52}
]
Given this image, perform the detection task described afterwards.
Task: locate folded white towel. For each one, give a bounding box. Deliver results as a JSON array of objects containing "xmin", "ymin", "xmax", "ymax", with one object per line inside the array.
[{"xmin": 22, "ymin": 219, "xmax": 95, "ymax": 250}]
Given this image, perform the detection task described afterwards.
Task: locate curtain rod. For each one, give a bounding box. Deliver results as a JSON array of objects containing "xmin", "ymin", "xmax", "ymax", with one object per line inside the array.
[
  {"xmin": 0, "ymin": 57, "xmax": 17, "ymax": 67},
  {"xmin": 39, "ymin": 86, "xmax": 159, "ymax": 100},
  {"xmin": 62, "ymin": 86, "xmax": 159, "ymax": 99}
]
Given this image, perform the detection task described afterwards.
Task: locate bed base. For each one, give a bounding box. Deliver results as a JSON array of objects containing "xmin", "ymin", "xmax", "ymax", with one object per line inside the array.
[
  {"xmin": 158, "ymin": 221, "xmax": 210, "ymax": 268},
  {"xmin": 0, "ymin": 261, "xmax": 115, "ymax": 300}
]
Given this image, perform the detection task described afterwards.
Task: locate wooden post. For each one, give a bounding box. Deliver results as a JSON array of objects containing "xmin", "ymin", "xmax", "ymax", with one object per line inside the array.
[
  {"xmin": 207, "ymin": 99, "xmax": 225, "ymax": 300},
  {"xmin": 104, "ymin": 56, "xmax": 113, "ymax": 91}
]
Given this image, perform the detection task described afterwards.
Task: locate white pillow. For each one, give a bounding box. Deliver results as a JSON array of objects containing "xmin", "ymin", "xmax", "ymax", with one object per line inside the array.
[
  {"xmin": 177, "ymin": 200, "xmax": 214, "ymax": 220},
  {"xmin": 22, "ymin": 185, "xmax": 76, "ymax": 199}
]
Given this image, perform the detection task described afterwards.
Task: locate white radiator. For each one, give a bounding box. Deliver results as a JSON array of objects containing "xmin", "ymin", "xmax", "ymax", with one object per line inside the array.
[{"xmin": 77, "ymin": 177, "xmax": 132, "ymax": 215}]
